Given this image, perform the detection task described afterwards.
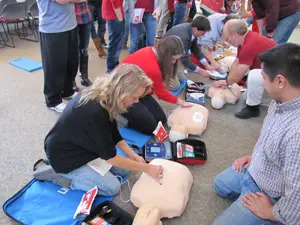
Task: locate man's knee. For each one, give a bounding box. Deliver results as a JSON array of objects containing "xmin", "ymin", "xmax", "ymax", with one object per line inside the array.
[{"xmin": 247, "ymin": 69, "xmax": 263, "ymax": 87}]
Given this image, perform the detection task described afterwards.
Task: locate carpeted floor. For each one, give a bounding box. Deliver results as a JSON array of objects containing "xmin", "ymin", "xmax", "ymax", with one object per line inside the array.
[{"xmin": 1, "ymin": 28, "xmax": 299, "ymax": 225}]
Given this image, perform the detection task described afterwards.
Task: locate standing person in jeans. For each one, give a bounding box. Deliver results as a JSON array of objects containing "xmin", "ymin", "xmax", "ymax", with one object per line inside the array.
[
  {"xmin": 121, "ymin": 36, "xmax": 192, "ymax": 134},
  {"xmin": 45, "ymin": 64, "xmax": 164, "ymax": 196},
  {"xmin": 37, "ymin": 0, "xmax": 80, "ymax": 113},
  {"xmin": 102, "ymin": 0, "xmax": 125, "ymax": 73},
  {"xmin": 251, "ymin": 0, "xmax": 300, "ymax": 44},
  {"xmin": 212, "ymin": 43, "xmax": 300, "ymax": 225},
  {"xmin": 128, "ymin": 0, "xmax": 163, "ymax": 54},
  {"xmin": 173, "ymin": 0, "xmax": 192, "ymax": 27},
  {"xmin": 88, "ymin": 0, "xmax": 107, "ymax": 58},
  {"xmin": 75, "ymin": 1, "xmax": 93, "ymax": 87}
]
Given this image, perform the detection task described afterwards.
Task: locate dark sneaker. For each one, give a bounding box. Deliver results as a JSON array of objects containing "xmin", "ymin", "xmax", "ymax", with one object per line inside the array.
[{"xmin": 235, "ymin": 105, "xmax": 260, "ymax": 119}]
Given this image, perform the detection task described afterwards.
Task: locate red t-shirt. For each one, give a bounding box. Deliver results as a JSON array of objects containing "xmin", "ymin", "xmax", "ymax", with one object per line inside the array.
[
  {"xmin": 121, "ymin": 47, "xmax": 178, "ymax": 104},
  {"xmin": 168, "ymin": 0, "xmax": 174, "ymax": 12},
  {"xmin": 102, "ymin": 0, "xmax": 124, "ymax": 20},
  {"xmin": 237, "ymin": 31, "xmax": 276, "ymax": 69},
  {"xmin": 135, "ymin": 0, "xmax": 154, "ymax": 13}
]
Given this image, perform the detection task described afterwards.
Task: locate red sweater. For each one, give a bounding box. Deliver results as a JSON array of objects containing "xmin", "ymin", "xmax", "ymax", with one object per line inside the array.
[
  {"xmin": 121, "ymin": 47, "xmax": 178, "ymax": 104},
  {"xmin": 102, "ymin": 0, "xmax": 124, "ymax": 20}
]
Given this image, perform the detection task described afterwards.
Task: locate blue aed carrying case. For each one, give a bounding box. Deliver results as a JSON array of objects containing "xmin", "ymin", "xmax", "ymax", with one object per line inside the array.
[{"xmin": 2, "ymin": 179, "xmax": 115, "ymax": 225}]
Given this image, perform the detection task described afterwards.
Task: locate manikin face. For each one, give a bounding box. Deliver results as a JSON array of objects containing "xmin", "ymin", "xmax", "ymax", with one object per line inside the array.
[
  {"xmin": 122, "ymin": 86, "xmax": 146, "ymax": 109},
  {"xmin": 171, "ymin": 54, "xmax": 182, "ymax": 64}
]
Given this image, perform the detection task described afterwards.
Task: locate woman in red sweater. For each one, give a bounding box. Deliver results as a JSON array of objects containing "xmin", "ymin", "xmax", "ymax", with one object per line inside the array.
[{"xmin": 121, "ymin": 35, "xmax": 192, "ymax": 134}]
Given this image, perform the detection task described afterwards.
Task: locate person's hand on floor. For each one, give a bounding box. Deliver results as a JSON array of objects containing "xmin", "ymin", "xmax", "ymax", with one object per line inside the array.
[
  {"xmin": 213, "ymin": 80, "xmax": 228, "ymax": 88},
  {"xmin": 243, "ymin": 192, "xmax": 277, "ymax": 221},
  {"xmin": 212, "ymin": 60, "xmax": 222, "ymax": 72},
  {"xmin": 233, "ymin": 155, "xmax": 251, "ymax": 172},
  {"xmin": 146, "ymin": 165, "xmax": 164, "ymax": 184}
]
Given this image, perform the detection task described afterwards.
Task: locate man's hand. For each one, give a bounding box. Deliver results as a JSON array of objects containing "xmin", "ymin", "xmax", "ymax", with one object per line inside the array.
[
  {"xmin": 266, "ymin": 31, "xmax": 275, "ymax": 38},
  {"xmin": 130, "ymin": 153, "xmax": 146, "ymax": 163},
  {"xmin": 211, "ymin": 60, "xmax": 221, "ymax": 72},
  {"xmin": 146, "ymin": 164, "xmax": 164, "ymax": 184},
  {"xmin": 114, "ymin": 8, "xmax": 123, "ymax": 21},
  {"xmin": 197, "ymin": 68, "xmax": 210, "ymax": 77},
  {"xmin": 186, "ymin": 2, "xmax": 192, "ymax": 8},
  {"xmin": 233, "ymin": 155, "xmax": 251, "ymax": 172},
  {"xmin": 152, "ymin": 9, "xmax": 160, "ymax": 19},
  {"xmin": 243, "ymin": 192, "xmax": 277, "ymax": 221},
  {"xmin": 213, "ymin": 79, "xmax": 228, "ymax": 88}
]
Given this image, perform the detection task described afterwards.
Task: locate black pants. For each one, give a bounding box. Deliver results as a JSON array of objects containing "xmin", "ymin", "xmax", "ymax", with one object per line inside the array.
[
  {"xmin": 40, "ymin": 27, "xmax": 79, "ymax": 107},
  {"xmin": 122, "ymin": 95, "xmax": 167, "ymax": 134}
]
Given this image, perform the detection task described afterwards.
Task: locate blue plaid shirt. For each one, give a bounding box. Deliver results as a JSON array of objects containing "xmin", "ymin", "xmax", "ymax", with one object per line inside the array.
[
  {"xmin": 248, "ymin": 97, "xmax": 300, "ymax": 225},
  {"xmin": 75, "ymin": 2, "xmax": 91, "ymax": 24}
]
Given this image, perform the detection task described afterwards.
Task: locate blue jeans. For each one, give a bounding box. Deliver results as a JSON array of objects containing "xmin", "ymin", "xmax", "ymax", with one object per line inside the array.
[
  {"xmin": 88, "ymin": 4, "xmax": 107, "ymax": 44},
  {"xmin": 60, "ymin": 165, "xmax": 130, "ymax": 196},
  {"xmin": 129, "ymin": 13, "xmax": 157, "ymax": 54},
  {"xmin": 123, "ymin": 10, "xmax": 131, "ymax": 46},
  {"xmin": 106, "ymin": 19, "xmax": 125, "ymax": 72},
  {"xmin": 78, "ymin": 23, "xmax": 90, "ymax": 54},
  {"xmin": 173, "ymin": 2, "xmax": 187, "ymax": 27},
  {"xmin": 273, "ymin": 10, "xmax": 300, "ymax": 44},
  {"xmin": 212, "ymin": 167, "xmax": 282, "ymax": 225}
]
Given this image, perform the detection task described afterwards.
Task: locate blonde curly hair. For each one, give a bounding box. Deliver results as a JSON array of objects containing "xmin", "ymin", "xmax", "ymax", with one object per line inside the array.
[{"xmin": 79, "ymin": 64, "xmax": 153, "ymax": 120}]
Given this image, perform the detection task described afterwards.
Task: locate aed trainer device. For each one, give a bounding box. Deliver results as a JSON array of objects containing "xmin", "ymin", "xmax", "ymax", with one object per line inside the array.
[{"xmin": 145, "ymin": 141, "xmax": 172, "ymax": 161}]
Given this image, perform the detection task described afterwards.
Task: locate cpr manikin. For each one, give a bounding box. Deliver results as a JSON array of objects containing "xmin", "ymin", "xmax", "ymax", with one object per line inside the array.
[
  {"xmin": 208, "ymin": 83, "xmax": 242, "ymax": 109},
  {"xmin": 131, "ymin": 159, "xmax": 193, "ymax": 225},
  {"xmin": 168, "ymin": 104, "xmax": 209, "ymax": 142}
]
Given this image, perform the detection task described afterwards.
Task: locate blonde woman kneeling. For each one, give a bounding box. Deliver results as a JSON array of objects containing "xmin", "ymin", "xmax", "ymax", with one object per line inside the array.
[{"xmin": 44, "ymin": 64, "xmax": 164, "ymax": 196}]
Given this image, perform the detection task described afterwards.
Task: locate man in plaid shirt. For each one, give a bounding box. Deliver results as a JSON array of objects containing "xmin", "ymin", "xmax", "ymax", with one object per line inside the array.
[{"xmin": 213, "ymin": 43, "xmax": 300, "ymax": 225}]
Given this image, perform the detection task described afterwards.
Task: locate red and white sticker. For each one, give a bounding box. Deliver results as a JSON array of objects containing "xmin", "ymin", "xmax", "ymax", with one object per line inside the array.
[{"xmin": 73, "ymin": 186, "xmax": 98, "ymax": 219}]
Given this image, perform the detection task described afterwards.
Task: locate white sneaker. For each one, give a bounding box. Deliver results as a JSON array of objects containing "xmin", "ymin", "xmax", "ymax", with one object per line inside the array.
[
  {"xmin": 49, "ymin": 102, "xmax": 66, "ymax": 113},
  {"xmin": 63, "ymin": 91, "xmax": 78, "ymax": 100}
]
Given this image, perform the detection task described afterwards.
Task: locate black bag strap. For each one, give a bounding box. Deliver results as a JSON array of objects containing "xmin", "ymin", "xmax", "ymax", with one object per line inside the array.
[{"xmin": 33, "ymin": 159, "xmax": 49, "ymax": 171}]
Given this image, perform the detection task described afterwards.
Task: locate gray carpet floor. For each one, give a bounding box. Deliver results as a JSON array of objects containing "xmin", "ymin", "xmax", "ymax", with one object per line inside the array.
[{"xmin": 1, "ymin": 28, "xmax": 299, "ymax": 225}]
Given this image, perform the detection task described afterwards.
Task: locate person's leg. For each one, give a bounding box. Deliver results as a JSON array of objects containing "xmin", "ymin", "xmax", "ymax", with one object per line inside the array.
[
  {"xmin": 166, "ymin": 12, "xmax": 174, "ymax": 31},
  {"xmin": 188, "ymin": 0, "xmax": 197, "ymax": 21},
  {"xmin": 173, "ymin": 2, "xmax": 187, "ymax": 27},
  {"xmin": 143, "ymin": 13, "xmax": 157, "ymax": 47},
  {"xmin": 60, "ymin": 164, "xmax": 121, "ymax": 196},
  {"xmin": 63, "ymin": 27, "xmax": 79, "ymax": 97},
  {"xmin": 40, "ymin": 31, "xmax": 68, "ymax": 107},
  {"xmin": 156, "ymin": 7, "xmax": 170, "ymax": 38},
  {"xmin": 213, "ymin": 166, "xmax": 243, "ymax": 201},
  {"xmin": 273, "ymin": 10, "xmax": 300, "ymax": 44},
  {"xmin": 123, "ymin": 10, "xmax": 131, "ymax": 48},
  {"xmin": 106, "ymin": 19, "xmax": 125, "ymax": 73},
  {"xmin": 78, "ymin": 23, "xmax": 92, "ymax": 86},
  {"xmin": 122, "ymin": 96, "xmax": 162, "ymax": 134},
  {"xmin": 110, "ymin": 166, "xmax": 130, "ymax": 178},
  {"xmin": 235, "ymin": 69, "xmax": 263, "ymax": 119},
  {"xmin": 128, "ymin": 21, "xmax": 143, "ymax": 54},
  {"xmin": 213, "ymin": 170, "xmax": 281, "ymax": 225},
  {"xmin": 97, "ymin": 3, "xmax": 107, "ymax": 45},
  {"xmin": 140, "ymin": 95, "xmax": 167, "ymax": 125},
  {"xmin": 88, "ymin": 4, "xmax": 97, "ymax": 40}
]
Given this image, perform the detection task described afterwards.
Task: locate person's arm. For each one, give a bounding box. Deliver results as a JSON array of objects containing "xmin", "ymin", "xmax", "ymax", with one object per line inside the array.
[
  {"xmin": 226, "ymin": 59, "xmax": 249, "ymax": 85},
  {"xmin": 107, "ymin": 154, "xmax": 164, "ymax": 184},
  {"xmin": 110, "ymin": 0, "xmax": 123, "ymax": 21},
  {"xmin": 202, "ymin": 47, "xmax": 221, "ymax": 71},
  {"xmin": 213, "ymin": 59, "xmax": 249, "ymax": 87},
  {"xmin": 260, "ymin": 0, "xmax": 279, "ymax": 36}
]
